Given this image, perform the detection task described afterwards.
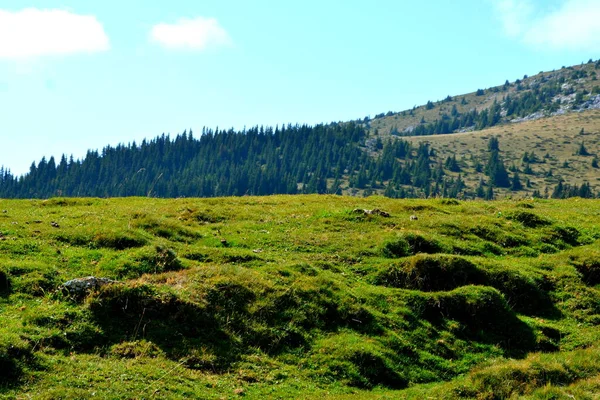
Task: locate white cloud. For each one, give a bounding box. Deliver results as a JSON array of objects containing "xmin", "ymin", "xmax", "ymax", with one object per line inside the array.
[
  {"xmin": 0, "ymin": 8, "xmax": 109, "ymax": 59},
  {"xmin": 150, "ymin": 17, "xmax": 232, "ymax": 51},
  {"xmin": 494, "ymin": 0, "xmax": 534, "ymax": 37},
  {"xmin": 493, "ymin": 0, "xmax": 600, "ymax": 51}
]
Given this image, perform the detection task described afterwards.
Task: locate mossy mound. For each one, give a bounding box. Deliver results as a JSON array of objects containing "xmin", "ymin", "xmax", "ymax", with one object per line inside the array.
[
  {"xmin": 381, "ymin": 233, "xmax": 447, "ymax": 258},
  {"xmin": 408, "ymin": 286, "xmax": 536, "ymax": 351},
  {"xmin": 308, "ymin": 333, "xmax": 408, "ymax": 389},
  {"xmin": 376, "ymin": 254, "xmax": 486, "ymax": 291},
  {"xmin": 507, "ymin": 211, "xmax": 552, "ymax": 228},
  {"xmin": 376, "ymin": 254, "xmax": 556, "ymax": 317}
]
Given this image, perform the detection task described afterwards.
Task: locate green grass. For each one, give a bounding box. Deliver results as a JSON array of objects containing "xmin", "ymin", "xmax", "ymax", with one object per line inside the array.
[{"xmin": 1, "ymin": 195, "xmax": 600, "ymax": 398}]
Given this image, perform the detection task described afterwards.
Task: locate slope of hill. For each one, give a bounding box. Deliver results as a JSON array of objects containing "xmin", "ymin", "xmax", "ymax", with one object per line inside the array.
[
  {"xmin": 367, "ymin": 59, "xmax": 600, "ymax": 138},
  {"xmin": 1, "ymin": 196, "xmax": 600, "ymax": 398},
  {"xmin": 402, "ymin": 110, "xmax": 600, "ymax": 198}
]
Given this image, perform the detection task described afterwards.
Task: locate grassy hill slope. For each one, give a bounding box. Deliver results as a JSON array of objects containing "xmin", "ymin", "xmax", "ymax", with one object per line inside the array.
[
  {"xmin": 400, "ymin": 109, "xmax": 600, "ymax": 198},
  {"xmin": 1, "ymin": 195, "xmax": 600, "ymax": 398},
  {"xmin": 367, "ymin": 60, "xmax": 600, "ymax": 137}
]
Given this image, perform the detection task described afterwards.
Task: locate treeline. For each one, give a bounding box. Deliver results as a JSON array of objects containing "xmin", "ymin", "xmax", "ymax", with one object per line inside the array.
[
  {"xmin": 1, "ymin": 123, "xmax": 434, "ymax": 199},
  {"xmin": 0, "ymin": 124, "xmax": 595, "ymax": 200},
  {"xmin": 0, "ymin": 123, "xmax": 364, "ymax": 198}
]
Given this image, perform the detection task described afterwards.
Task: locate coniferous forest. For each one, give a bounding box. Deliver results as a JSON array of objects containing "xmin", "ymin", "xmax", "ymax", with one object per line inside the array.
[
  {"xmin": 0, "ymin": 123, "xmax": 408, "ymax": 198},
  {"xmin": 0, "ymin": 120, "xmax": 596, "ymax": 200}
]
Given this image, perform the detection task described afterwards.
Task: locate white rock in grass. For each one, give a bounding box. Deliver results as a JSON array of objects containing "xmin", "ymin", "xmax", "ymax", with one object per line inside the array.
[{"xmin": 60, "ymin": 276, "xmax": 116, "ymax": 296}]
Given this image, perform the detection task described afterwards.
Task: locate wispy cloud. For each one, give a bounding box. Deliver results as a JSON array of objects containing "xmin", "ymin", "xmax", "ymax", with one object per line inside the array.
[
  {"xmin": 493, "ymin": 0, "xmax": 600, "ymax": 51},
  {"xmin": 150, "ymin": 17, "xmax": 232, "ymax": 51},
  {"xmin": 494, "ymin": 0, "xmax": 535, "ymax": 37},
  {"xmin": 0, "ymin": 8, "xmax": 109, "ymax": 59}
]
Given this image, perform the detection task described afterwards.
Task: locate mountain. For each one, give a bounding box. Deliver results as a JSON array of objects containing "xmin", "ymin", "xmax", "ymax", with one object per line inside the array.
[
  {"xmin": 1, "ymin": 59, "xmax": 599, "ymax": 199},
  {"xmin": 366, "ymin": 59, "xmax": 600, "ymax": 136}
]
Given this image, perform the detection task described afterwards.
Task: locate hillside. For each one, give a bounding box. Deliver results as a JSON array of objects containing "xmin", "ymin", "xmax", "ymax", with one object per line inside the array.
[
  {"xmin": 366, "ymin": 59, "xmax": 600, "ymax": 137},
  {"xmin": 402, "ymin": 110, "xmax": 600, "ymax": 198},
  {"xmin": 1, "ymin": 196, "xmax": 600, "ymax": 398}
]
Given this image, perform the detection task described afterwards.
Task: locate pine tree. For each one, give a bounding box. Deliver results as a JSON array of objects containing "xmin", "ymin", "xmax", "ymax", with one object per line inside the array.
[
  {"xmin": 485, "ymin": 184, "xmax": 494, "ymax": 200},
  {"xmin": 577, "ymin": 142, "xmax": 590, "ymax": 156},
  {"xmin": 486, "ymin": 150, "xmax": 510, "ymax": 187},
  {"xmin": 476, "ymin": 178, "xmax": 486, "ymax": 198},
  {"xmin": 511, "ymin": 172, "xmax": 523, "ymax": 191}
]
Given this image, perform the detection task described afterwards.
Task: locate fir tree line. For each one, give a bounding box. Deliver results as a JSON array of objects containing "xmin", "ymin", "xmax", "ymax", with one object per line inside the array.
[{"xmin": 0, "ymin": 124, "xmax": 595, "ymax": 200}]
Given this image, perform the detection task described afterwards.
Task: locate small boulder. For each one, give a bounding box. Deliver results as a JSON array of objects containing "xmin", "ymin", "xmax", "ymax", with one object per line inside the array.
[
  {"xmin": 370, "ymin": 209, "xmax": 391, "ymax": 217},
  {"xmin": 60, "ymin": 276, "xmax": 117, "ymax": 298},
  {"xmin": 352, "ymin": 209, "xmax": 391, "ymax": 217}
]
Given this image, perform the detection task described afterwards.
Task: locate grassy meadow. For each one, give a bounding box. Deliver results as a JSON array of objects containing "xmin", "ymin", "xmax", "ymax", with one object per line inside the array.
[{"xmin": 1, "ymin": 195, "xmax": 600, "ymax": 399}]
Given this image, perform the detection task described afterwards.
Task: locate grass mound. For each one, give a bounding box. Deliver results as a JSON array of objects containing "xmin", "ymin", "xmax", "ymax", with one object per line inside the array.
[
  {"xmin": 113, "ymin": 245, "xmax": 185, "ymax": 278},
  {"xmin": 308, "ymin": 333, "xmax": 408, "ymax": 389},
  {"xmin": 573, "ymin": 257, "xmax": 600, "ymax": 286},
  {"xmin": 484, "ymin": 266, "xmax": 556, "ymax": 316},
  {"xmin": 376, "ymin": 255, "xmax": 556, "ymax": 316},
  {"xmin": 376, "ymin": 254, "xmax": 486, "ymax": 291},
  {"xmin": 381, "ymin": 233, "xmax": 447, "ymax": 258},
  {"xmin": 134, "ymin": 217, "xmax": 202, "ymax": 242},
  {"xmin": 55, "ymin": 230, "xmax": 147, "ymax": 250},
  {"xmin": 456, "ymin": 347, "xmax": 600, "ymax": 399},
  {"xmin": 410, "ymin": 286, "xmax": 536, "ymax": 351},
  {"xmin": 507, "ymin": 210, "xmax": 552, "ymax": 228},
  {"xmin": 0, "ymin": 333, "xmax": 35, "ymax": 385}
]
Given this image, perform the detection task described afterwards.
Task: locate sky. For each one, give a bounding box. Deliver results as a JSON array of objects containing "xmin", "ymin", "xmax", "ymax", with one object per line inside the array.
[{"xmin": 0, "ymin": 0, "xmax": 599, "ymax": 176}]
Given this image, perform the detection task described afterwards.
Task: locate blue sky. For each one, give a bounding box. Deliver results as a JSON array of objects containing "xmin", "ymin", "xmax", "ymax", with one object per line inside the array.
[{"xmin": 1, "ymin": 0, "xmax": 599, "ymax": 175}]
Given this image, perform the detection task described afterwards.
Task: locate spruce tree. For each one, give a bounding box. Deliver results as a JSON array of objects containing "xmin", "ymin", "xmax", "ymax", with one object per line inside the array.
[{"xmin": 511, "ymin": 172, "xmax": 523, "ymax": 191}]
